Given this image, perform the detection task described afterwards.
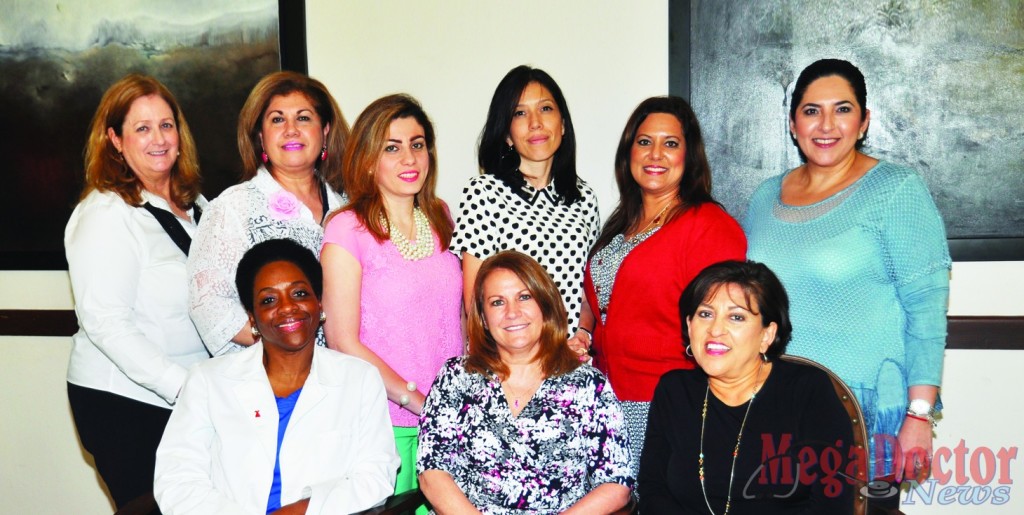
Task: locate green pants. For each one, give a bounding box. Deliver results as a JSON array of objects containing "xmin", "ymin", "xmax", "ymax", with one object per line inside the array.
[{"xmin": 393, "ymin": 426, "xmax": 428, "ymax": 515}]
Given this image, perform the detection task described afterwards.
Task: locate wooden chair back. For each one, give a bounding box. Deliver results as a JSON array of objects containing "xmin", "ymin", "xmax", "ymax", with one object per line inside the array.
[{"xmin": 779, "ymin": 354, "xmax": 869, "ymax": 515}]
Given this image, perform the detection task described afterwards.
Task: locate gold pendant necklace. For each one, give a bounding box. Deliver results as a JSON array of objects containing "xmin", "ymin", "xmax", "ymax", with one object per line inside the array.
[
  {"xmin": 629, "ymin": 201, "xmax": 674, "ymax": 242},
  {"xmin": 698, "ymin": 360, "xmax": 765, "ymax": 515}
]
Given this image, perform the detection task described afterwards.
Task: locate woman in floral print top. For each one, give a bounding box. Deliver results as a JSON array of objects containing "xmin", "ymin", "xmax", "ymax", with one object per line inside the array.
[{"xmin": 417, "ymin": 251, "xmax": 633, "ymax": 514}]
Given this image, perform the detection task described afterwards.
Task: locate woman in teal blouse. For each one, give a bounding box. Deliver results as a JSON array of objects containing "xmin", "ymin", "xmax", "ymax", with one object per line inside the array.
[{"xmin": 743, "ymin": 58, "xmax": 950, "ymax": 509}]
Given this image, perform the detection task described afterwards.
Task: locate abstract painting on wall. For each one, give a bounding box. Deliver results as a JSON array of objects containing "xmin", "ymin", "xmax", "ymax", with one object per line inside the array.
[
  {"xmin": 0, "ymin": 0, "xmax": 283, "ymax": 269},
  {"xmin": 685, "ymin": 0, "xmax": 1023, "ymax": 259}
]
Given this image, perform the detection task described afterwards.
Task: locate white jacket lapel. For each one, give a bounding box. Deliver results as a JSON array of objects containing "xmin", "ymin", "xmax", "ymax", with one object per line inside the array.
[{"xmin": 227, "ymin": 343, "xmax": 278, "ymax": 464}]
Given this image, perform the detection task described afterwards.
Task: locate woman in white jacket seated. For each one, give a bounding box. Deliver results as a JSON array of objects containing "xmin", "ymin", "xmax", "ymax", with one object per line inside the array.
[{"xmin": 155, "ymin": 238, "xmax": 399, "ymax": 514}]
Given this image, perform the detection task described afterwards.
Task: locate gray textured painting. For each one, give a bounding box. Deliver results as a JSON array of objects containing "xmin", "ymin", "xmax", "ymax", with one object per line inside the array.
[
  {"xmin": 690, "ymin": 0, "xmax": 1023, "ymax": 241},
  {"xmin": 0, "ymin": 0, "xmax": 280, "ymax": 267}
]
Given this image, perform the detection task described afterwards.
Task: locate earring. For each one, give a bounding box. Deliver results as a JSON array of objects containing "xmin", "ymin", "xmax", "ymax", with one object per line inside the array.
[
  {"xmin": 320, "ymin": 146, "xmax": 328, "ymax": 161},
  {"xmin": 761, "ymin": 352, "xmax": 769, "ymax": 363},
  {"xmin": 250, "ymin": 325, "xmax": 260, "ymax": 341},
  {"xmin": 319, "ymin": 311, "xmax": 327, "ymax": 324},
  {"xmin": 261, "ymin": 151, "xmax": 269, "ymax": 164},
  {"xmin": 685, "ymin": 344, "xmax": 693, "ymax": 357},
  {"xmin": 500, "ymin": 144, "xmax": 515, "ymax": 160},
  {"xmin": 858, "ymin": 132, "xmax": 864, "ymax": 140}
]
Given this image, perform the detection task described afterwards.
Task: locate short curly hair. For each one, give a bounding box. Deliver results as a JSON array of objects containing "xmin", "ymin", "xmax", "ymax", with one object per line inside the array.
[{"xmin": 235, "ymin": 239, "xmax": 323, "ymax": 313}]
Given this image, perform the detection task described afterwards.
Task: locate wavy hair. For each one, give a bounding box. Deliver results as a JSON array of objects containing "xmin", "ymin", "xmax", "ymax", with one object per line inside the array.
[
  {"xmin": 81, "ymin": 74, "xmax": 201, "ymax": 208},
  {"xmin": 335, "ymin": 94, "xmax": 452, "ymax": 249},
  {"xmin": 236, "ymin": 71, "xmax": 349, "ymax": 191}
]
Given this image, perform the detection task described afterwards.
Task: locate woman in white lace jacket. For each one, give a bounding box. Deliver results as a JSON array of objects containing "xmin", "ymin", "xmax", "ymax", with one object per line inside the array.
[{"xmin": 188, "ymin": 71, "xmax": 349, "ymax": 356}]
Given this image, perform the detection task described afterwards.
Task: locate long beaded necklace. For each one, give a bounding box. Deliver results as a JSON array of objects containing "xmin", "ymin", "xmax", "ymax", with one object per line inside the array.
[
  {"xmin": 384, "ymin": 207, "xmax": 433, "ymax": 261},
  {"xmin": 698, "ymin": 360, "xmax": 765, "ymax": 515}
]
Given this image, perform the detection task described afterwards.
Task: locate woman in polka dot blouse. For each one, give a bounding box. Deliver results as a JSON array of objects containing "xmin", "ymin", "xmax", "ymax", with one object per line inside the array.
[{"xmin": 451, "ymin": 65, "xmax": 600, "ymax": 333}]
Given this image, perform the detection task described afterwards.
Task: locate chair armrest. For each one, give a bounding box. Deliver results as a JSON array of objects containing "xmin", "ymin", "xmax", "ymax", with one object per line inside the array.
[{"xmin": 352, "ymin": 489, "xmax": 427, "ymax": 515}]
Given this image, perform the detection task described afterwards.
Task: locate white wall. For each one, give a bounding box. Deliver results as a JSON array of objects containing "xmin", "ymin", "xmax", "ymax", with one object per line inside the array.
[
  {"xmin": 308, "ymin": 0, "xmax": 669, "ymax": 216},
  {"xmin": 2, "ymin": 1, "xmax": 1021, "ymax": 513}
]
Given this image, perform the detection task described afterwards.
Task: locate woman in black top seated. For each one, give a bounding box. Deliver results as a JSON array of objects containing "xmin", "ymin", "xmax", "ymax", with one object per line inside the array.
[{"xmin": 640, "ymin": 261, "xmax": 854, "ymax": 514}]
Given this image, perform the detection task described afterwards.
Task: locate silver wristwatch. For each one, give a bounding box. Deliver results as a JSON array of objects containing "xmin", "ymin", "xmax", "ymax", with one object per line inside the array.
[{"xmin": 907, "ymin": 398, "xmax": 937, "ymax": 427}]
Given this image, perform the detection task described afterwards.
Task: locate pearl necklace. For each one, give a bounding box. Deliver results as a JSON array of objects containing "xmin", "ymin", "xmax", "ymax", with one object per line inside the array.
[
  {"xmin": 699, "ymin": 360, "xmax": 765, "ymax": 515},
  {"xmin": 385, "ymin": 207, "xmax": 433, "ymax": 261}
]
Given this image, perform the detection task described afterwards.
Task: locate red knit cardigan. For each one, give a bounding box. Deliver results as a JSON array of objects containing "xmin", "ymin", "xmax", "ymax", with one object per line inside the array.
[{"xmin": 583, "ymin": 203, "xmax": 747, "ymax": 402}]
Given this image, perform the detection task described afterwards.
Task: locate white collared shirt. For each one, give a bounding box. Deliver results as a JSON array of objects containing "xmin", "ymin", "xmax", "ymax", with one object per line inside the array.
[
  {"xmin": 65, "ymin": 189, "xmax": 209, "ymax": 408},
  {"xmin": 187, "ymin": 167, "xmax": 346, "ymax": 356}
]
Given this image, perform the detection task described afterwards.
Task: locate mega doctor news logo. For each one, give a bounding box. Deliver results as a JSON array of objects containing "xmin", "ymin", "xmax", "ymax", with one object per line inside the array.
[{"xmin": 744, "ymin": 434, "xmax": 1017, "ymax": 507}]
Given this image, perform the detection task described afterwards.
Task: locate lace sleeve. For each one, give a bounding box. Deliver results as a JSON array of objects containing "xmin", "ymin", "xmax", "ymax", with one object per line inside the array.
[{"xmin": 187, "ymin": 191, "xmax": 252, "ymax": 356}]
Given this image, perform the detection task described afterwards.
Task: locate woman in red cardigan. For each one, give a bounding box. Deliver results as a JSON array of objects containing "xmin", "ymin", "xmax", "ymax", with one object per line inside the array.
[{"xmin": 577, "ymin": 96, "xmax": 746, "ymax": 484}]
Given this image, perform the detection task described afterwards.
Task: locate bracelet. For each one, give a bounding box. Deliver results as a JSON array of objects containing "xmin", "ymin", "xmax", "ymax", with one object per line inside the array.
[
  {"xmin": 576, "ymin": 327, "xmax": 593, "ymax": 339},
  {"xmin": 399, "ymin": 394, "xmax": 410, "ymax": 407},
  {"xmin": 906, "ymin": 412, "xmax": 937, "ymax": 427},
  {"xmin": 406, "ymin": 381, "xmax": 417, "ymax": 392}
]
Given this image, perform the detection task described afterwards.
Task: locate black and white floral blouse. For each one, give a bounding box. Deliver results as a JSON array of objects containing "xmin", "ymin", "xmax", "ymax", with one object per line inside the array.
[
  {"xmin": 450, "ymin": 174, "xmax": 600, "ymax": 330},
  {"xmin": 417, "ymin": 357, "xmax": 634, "ymax": 514}
]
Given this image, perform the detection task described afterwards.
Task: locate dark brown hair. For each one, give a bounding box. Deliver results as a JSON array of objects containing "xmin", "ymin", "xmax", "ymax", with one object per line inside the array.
[
  {"xmin": 678, "ymin": 260, "xmax": 792, "ymax": 356},
  {"xmin": 591, "ymin": 96, "xmax": 718, "ymax": 255}
]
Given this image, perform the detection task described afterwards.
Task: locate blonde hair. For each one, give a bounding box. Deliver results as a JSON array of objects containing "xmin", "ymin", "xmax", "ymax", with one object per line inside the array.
[
  {"xmin": 236, "ymin": 71, "xmax": 349, "ymax": 191},
  {"xmin": 81, "ymin": 74, "xmax": 201, "ymax": 208}
]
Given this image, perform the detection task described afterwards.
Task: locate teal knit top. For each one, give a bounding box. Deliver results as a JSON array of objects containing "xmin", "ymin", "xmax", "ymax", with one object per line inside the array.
[{"xmin": 744, "ymin": 160, "xmax": 951, "ymax": 476}]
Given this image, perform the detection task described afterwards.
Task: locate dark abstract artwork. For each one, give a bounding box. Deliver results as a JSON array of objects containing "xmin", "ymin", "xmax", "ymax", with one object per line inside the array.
[
  {"xmin": 687, "ymin": 0, "xmax": 1023, "ymax": 259},
  {"xmin": 0, "ymin": 0, "xmax": 282, "ymax": 269}
]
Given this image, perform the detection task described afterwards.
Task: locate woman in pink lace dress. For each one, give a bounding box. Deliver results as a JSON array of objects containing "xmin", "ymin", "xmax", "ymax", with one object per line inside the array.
[{"xmin": 320, "ymin": 94, "xmax": 463, "ymax": 507}]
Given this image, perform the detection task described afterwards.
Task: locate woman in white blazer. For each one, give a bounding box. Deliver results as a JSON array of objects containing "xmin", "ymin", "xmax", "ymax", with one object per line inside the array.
[{"xmin": 155, "ymin": 239, "xmax": 399, "ymax": 514}]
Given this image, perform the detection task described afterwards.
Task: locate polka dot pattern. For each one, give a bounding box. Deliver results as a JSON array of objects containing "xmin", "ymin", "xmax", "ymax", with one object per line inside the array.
[{"xmin": 450, "ymin": 174, "xmax": 601, "ymax": 329}]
